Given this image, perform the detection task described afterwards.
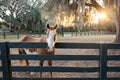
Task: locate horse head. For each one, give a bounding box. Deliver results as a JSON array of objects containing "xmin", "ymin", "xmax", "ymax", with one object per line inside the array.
[{"xmin": 46, "ymin": 24, "xmax": 57, "ymax": 51}]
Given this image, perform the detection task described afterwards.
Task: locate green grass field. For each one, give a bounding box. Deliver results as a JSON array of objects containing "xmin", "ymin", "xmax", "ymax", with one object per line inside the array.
[{"xmin": 0, "ymin": 34, "xmax": 116, "ymax": 43}]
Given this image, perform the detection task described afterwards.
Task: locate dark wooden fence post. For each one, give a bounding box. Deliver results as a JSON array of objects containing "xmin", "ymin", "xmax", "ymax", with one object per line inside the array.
[
  {"xmin": 16, "ymin": 31, "xmax": 19, "ymax": 39},
  {"xmin": 1, "ymin": 42, "xmax": 11, "ymax": 80},
  {"xmin": 61, "ymin": 25, "xmax": 64, "ymax": 37},
  {"xmin": 3, "ymin": 30, "xmax": 6, "ymax": 39},
  {"xmin": 99, "ymin": 43, "xmax": 107, "ymax": 80}
]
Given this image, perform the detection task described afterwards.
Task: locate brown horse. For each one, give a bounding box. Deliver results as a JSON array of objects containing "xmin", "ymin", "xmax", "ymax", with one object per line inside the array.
[{"xmin": 18, "ymin": 24, "xmax": 57, "ymax": 78}]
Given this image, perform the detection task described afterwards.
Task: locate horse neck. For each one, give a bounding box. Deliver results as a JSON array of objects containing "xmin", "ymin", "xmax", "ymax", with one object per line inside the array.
[{"xmin": 40, "ymin": 35, "xmax": 47, "ymax": 42}]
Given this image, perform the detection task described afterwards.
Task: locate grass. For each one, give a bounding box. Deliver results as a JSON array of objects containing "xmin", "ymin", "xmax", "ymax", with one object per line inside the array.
[{"xmin": 0, "ymin": 34, "xmax": 116, "ymax": 43}]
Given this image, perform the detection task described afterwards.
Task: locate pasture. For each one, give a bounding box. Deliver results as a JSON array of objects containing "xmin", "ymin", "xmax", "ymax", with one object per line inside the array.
[
  {"xmin": 0, "ymin": 34, "xmax": 120, "ymax": 79},
  {"xmin": 0, "ymin": 34, "xmax": 116, "ymax": 42}
]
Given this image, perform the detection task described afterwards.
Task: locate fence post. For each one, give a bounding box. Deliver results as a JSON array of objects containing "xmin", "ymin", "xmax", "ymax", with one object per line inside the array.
[
  {"xmin": 1, "ymin": 42, "xmax": 11, "ymax": 80},
  {"xmin": 3, "ymin": 30, "xmax": 6, "ymax": 39},
  {"xmin": 99, "ymin": 43, "xmax": 107, "ymax": 80},
  {"xmin": 16, "ymin": 31, "xmax": 19, "ymax": 39}
]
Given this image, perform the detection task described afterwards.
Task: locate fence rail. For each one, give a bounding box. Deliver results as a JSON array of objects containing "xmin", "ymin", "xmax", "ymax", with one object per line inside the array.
[
  {"xmin": 62, "ymin": 31, "xmax": 115, "ymax": 37},
  {"xmin": 0, "ymin": 42, "xmax": 120, "ymax": 80},
  {"xmin": 0, "ymin": 31, "xmax": 116, "ymax": 40}
]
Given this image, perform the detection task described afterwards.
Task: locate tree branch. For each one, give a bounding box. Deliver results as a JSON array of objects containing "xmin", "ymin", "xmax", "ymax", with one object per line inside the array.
[
  {"xmin": 85, "ymin": 3, "xmax": 94, "ymax": 7},
  {"xmin": 85, "ymin": 0, "xmax": 105, "ymax": 13}
]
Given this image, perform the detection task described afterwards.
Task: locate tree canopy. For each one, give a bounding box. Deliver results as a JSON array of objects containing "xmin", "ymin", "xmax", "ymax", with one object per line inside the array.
[
  {"xmin": 1, "ymin": 0, "xmax": 120, "ymax": 42},
  {"xmin": 0, "ymin": 0, "xmax": 45, "ymax": 33}
]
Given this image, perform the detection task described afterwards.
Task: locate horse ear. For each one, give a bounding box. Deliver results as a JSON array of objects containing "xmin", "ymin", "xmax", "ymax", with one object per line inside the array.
[
  {"xmin": 47, "ymin": 24, "xmax": 50, "ymax": 29},
  {"xmin": 53, "ymin": 24, "xmax": 57, "ymax": 29}
]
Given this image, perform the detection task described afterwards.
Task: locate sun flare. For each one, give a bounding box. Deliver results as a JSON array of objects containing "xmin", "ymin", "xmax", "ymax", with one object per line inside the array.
[
  {"xmin": 62, "ymin": 15, "xmax": 75, "ymax": 27},
  {"xmin": 92, "ymin": 12, "xmax": 107, "ymax": 24},
  {"xmin": 98, "ymin": 12, "xmax": 106, "ymax": 19}
]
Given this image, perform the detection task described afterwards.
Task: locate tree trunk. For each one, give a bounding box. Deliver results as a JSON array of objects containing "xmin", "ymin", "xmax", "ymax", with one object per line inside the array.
[
  {"xmin": 113, "ymin": 11, "xmax": 120, "ymax": 42},
  {"xmin": 102, "ymin": 0, "xmax": 120, "ymax": 43}
]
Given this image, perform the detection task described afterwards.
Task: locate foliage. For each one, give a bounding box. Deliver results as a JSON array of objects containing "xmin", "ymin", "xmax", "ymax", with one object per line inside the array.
[
  {"xmin": 0, "ymin": 0, "xmax": 117, "ymax": 34},
  {"xmin": 0, "ymin": 0, "xmax": 46, "ymax": 33}
]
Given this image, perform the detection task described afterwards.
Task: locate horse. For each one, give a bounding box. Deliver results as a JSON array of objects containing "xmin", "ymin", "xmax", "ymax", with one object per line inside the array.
[{"xmin": 18, "ymin": 24, "xmax": 58, "ymax": 78}]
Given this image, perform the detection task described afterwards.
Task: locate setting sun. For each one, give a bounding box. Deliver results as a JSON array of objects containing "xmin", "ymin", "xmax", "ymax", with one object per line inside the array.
[
  {"xmin": 92, "ymin": 12, "xmax": 107, "ymax": 24},
  {"xmin": 98, "ymin": 12, "xmax": 106, "ymax": 19}
]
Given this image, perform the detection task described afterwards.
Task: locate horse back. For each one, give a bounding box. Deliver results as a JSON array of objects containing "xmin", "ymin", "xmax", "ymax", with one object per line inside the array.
[{"xmin": 19, "ymin": 35, "xmax": 41, "ymax": 42}]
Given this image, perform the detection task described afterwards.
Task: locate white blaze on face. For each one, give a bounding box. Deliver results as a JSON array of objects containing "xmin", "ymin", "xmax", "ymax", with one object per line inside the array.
[{"xmin": 46, "ymin": 30, "xmax": 56, "ymax": 51}]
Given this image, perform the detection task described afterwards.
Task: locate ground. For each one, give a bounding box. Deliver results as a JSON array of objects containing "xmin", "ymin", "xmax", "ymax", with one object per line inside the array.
[{"xmin": 1, "ymin": 35, "xmax": 120, "ymax": 78}]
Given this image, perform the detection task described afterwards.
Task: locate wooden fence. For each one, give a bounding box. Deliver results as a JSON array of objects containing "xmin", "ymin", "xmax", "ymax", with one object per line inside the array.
[
  {"xmin": 0, "ymin": 31, "xmax": 115, "ymax": 39},
  {"xmin": 62, "ymin": 32, "xmax": 115, "ymax": 37},
  {"xmin": 0, "ymin": 42, "xmax": 120, "ymax": 80}
]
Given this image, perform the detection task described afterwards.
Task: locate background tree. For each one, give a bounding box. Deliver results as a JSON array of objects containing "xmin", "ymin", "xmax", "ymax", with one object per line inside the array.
[
  {"xmin": 42, "ymin": 0, "xmax": 120, "ymax": 42},
  {"xmin": 1, "ymin": 0, "xmax": 119, "ymax": 42},
  {"xmin": 0, "ymin": 0, "xmax": 44, "ymax": 33},
  {"xmin": 86, "ymin": 0, "xmax": 120, "ymax": 42}
]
